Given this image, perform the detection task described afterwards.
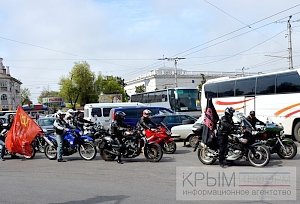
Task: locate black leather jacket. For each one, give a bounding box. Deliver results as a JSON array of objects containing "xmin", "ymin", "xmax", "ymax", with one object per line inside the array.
[
  {"xmin": 136, "ymin": 117, "xmax": 156, "ymax": 130},
  {"xmin": 110, "ymin": 120, "xmax": 129, "ymax": 138},
  {"xmin": 217, "ymin": 114, "xmax": 234, "ymax": 134}
]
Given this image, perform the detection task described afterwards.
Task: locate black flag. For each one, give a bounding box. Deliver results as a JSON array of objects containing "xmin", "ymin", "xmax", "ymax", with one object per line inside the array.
[{"xmin": 201, "ymin": 98, "xmax": 219, "ymax": 146}]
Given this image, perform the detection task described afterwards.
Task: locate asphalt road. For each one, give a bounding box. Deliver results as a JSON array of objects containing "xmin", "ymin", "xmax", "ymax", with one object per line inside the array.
[{"xmin": 0, "ymin": 142, "xmax": 299, "ymax": 204}]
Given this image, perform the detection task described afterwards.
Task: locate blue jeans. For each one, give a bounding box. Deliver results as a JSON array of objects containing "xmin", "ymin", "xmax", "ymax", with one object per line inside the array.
[
  {"xmin": 56, "ymin": 134, "xmax": 63, "ymax": 160},
  {"xmin": 0, "ymin": 140, "xmax": 5, "ymax": 159}
]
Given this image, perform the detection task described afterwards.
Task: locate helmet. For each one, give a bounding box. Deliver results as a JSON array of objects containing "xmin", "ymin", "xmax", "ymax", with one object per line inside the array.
[
  {"xmin": 65, "ymin": 112, "xmax": 73, "ymax": 119},
  {"xmin": 249, "ymin": 110, "xmax": 255, "ymax": 116},
  {"xmin": 225, "ymin": 107, "xmax": 235, "ymax": 116},
  {"xmin": 67, "ymin": 109, "xmax": 75, "ymax": 114},
  {"xmin": 55, "ymin": 110, "xmax": 64, "ymax": 118},
  {"xmin": 143, "ymin": 109, "xmax": 152, "ymax": 117},
  {"xmin": 115, "ymin": 111, "xmax": 126, "ymax": 121}
]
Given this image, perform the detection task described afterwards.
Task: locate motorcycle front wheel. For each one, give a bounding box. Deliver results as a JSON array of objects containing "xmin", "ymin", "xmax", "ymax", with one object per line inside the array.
[
  {"xmin": 44, "ymin": 144, "xmax": 57, "ymax": 160},
  {"xmin": 248, "ymin": 145, "xmax": 270, "ymax": 167},
  {"xmin": 79, "ymin": 142, "xmax": 97, "ymax": 160},
  {"xmin": 100, "ymin": 147, "xmax": 117, "ymax": 161},
  {"xmin": 144, "ymin": 143, "xmax": 163, "ymax": 162},
  {"xmin": 162, "ymin": 141, "xmax": 177, "ymax": 154},
  {"xmin": 197, "ymin": 147, "xmax": 217, "ymax": 165},
  {"xmin": 277, "ymin": 142, "xmax": 297, "ymax": 159}
]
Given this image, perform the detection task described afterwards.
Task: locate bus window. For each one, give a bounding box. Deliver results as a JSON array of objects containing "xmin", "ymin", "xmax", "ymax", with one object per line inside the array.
[
  {"xmin": 217, "ymin": 81, "xmax": 235, "ymax": 97},
  {"xmin": 256, "ymin": 75, "xmax": 276, "ymax": 95},
  {"xmin": 204, "ymin": 83, "xmax": 217, "ymax": 98},
  {"xmin": 236, "ymin": 78, "xmax": 256, "ymax": 96},
  {"xmin": 276, "ymin": 71, "xmax": 300, "ymax": 93}
]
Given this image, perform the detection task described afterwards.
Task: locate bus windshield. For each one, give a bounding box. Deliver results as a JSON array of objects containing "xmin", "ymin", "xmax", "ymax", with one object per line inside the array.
[{"xmin": 172, "ymin": 89, "xmax": 200, "ymax": 112}]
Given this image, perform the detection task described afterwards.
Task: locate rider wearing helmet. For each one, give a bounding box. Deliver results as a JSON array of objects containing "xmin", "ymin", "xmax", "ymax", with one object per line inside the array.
[
  {"xmin": 217, "ymin": 107, "xmax": 235, "ymax": 168},
  {"xmin": 136, "ymin": 109, "xmax": 157, "ymax": 132},
  {"xmin": 53, "ymin": 110, "xmax": 69, "ymax": 162},
  {"xmin": 75, "ymin": 111, "xmax": 94, "ymax": 130},
  {"xmin": 246, "ymin": 110, "xmax": 265, "ymax": 129},
  {"xmin": 110, "ymin": 111, "xmax": 130, "ymax": 164}
]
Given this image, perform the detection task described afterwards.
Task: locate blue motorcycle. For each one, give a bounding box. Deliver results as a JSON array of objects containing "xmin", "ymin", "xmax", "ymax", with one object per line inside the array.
[{"xmin": 43, "ymin": 129, "xmax": 97, "ymax": 160}]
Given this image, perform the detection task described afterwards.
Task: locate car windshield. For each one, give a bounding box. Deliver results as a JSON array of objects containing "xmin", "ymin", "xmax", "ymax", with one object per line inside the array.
[{"xmin": 39, "ymin": 118, "xmax": 55, "ymax": 126}]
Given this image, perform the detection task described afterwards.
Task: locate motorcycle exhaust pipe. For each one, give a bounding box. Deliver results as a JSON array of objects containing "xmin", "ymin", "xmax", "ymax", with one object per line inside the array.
[{"xmin": 43, "ymin": 136, "xmax": 54, "ymax": 146}]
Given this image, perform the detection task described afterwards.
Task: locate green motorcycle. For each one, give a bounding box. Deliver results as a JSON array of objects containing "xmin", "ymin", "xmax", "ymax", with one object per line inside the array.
[{"xmin": 255, "ymin": 122, "xmax": 297, "ymax": 159}]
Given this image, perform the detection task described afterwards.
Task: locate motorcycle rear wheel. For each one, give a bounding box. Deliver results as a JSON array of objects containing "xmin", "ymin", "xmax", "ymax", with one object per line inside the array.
[
  {"xmin": 44, "ymin": 144, "xmax": 57, "ymax": 160},
  {"xmin": 100, "ymin": 148, "xmax": 116, "ymax": 161},
  {"xmin": 197, "ymin": 147, "xmax": 217, "ymax": 165},
  {"xmin": 189, "ymin": 135, "xmax": 198, "ymax": 148},
  {"xmin": 79, "ymin": 142, "xmax": 97, "ymax": 160},
  {"xmin": 144, "ymin": 143, "xmax": 163, "ymax": 162},
  {"xmin": 277, "ymin": 143, "xmax": 297, "ymax": 159},
  {"xmin": 248, "ymin": 145, "xmax": 270, "ymax": 167},
  {"xmin": 162, "ymin": 141, "xmax": 177, "ymax": 154}
]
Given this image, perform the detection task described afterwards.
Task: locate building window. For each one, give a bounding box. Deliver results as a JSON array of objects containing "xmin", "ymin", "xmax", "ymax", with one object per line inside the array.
[{"xmin": 1, "ymin": 94, "xmax": 8, "ymax": 101}]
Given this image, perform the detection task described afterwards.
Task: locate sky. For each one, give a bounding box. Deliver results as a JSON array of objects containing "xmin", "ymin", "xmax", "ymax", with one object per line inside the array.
[{"xmin": 1, "ymin": 0, "xmax": 300, "ymax": 103}]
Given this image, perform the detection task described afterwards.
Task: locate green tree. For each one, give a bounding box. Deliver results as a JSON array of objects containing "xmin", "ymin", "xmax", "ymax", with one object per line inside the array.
[
  {"xmin": 20, "ymin": 88, "xmax": 32, "ymax": 105},
  {"xmin": 38, "ymin": 90, "xmax": 59, "ymax": 103},
  {"xmin": 135, "ymin": 84, "xmax": 145, "ymax": 93},
  {"xmin": 59, "ymin": 61, "xmax": 96, "ymax": 108},
  {"xmin": 100, "ymin": 75, "xmax": 128, "ymax": 101}
]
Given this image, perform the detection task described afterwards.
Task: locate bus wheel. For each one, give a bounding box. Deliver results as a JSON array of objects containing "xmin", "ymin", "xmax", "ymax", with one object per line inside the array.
[{"xmin": 293, "ymin": 122, "xmax": 300, "ymax": 142}]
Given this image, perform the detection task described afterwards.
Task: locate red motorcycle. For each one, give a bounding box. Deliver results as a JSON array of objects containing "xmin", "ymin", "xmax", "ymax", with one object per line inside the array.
[{"xmin": 145, "ymin": 123, "xmax": 177, "ymax": 154}]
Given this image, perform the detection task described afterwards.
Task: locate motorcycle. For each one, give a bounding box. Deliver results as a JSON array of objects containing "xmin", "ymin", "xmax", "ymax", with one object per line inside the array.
[
  {"xmin": 99, "ymin": 129, "xmax": 163, "ymax": 162},
  {"xmin": 0, "ymin": 129, "xmax": 36, "ymax": 159},
  {"xmin": 196, "ymin": 113, "xmax": 271, "ymax": 167},
  {"xmin": 144, "ymin": 123, "xmax": 176, "ymax": 154},
  {"xmin": 44, "ymin": 128, "xmax": 97, "ymax": 160},
  {"xmin": 83, "ymin": 123, "xmax": 108, "ymax": 146},
  {"xmin": 255, "ymin": 122, "xmax": 297, "ymax": 159}
]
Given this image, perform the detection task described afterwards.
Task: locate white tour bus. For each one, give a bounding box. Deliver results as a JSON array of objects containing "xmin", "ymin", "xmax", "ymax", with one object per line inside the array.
[
  {"xmin": 130, "ymin": 87, "xmax": 201, "ymax": 117},
  {"xmin": 201, "ymin": 68, "xmax": 300, "ymax": 142},
  {"xmin": 83, "ymin": 102, "xmax": 146, "ymax": 128}
]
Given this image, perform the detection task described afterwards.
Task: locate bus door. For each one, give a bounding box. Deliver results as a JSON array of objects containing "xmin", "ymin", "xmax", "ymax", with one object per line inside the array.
[{"xmin": 243, "ymin": 95, "xmax": 255, "ymax": 116}]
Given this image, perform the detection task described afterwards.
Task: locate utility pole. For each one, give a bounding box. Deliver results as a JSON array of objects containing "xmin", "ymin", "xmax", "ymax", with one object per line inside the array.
[
  {"xmin": 287, "ymin": 15, "xmax": 293, "ymax": 69},
  {"xmin": 158, "ymin": 57, "xmax": 185, "ymax": 87}
]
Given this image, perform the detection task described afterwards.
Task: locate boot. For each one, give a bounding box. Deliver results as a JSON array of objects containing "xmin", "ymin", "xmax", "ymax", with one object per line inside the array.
[{"xmin": 117, "ymin": 155, "xmax": 123, "ymax": 164}]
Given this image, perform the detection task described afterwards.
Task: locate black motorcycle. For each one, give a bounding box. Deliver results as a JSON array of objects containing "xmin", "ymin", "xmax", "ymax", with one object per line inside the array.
[
  {"xmin": 255, "ymin": 122, "xmax": 297, "ymax": 159},
  {"xmin": 99, "ymin": 129, "xmax": 163, "ymax": 162},
  {"xmin": 196, "ymin": 114, "xmax": 271, "ymax": 167}
]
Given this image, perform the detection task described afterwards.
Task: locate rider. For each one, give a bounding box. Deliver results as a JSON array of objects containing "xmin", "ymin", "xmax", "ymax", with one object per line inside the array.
[
  {"xmin": 53, "ymin": 110, "xmax": 69, "ymax": 162},
  {"xmin": 75, "ymin": 111, "xmax": 94, "ymax": 130},
  {"xmin": 217, "ymin": 107, "xmax": 235, "ymax": 168},
  {"xmin": 110, "ymin": 111, "xmax": 130, "ymax": 164},
  {"xmin": 247, "ymin": 110, "xmax": 265, "ymax": 129},
  {"xmin": 136, "ymin": 109, "xmax": 157, "ymax": 134}
]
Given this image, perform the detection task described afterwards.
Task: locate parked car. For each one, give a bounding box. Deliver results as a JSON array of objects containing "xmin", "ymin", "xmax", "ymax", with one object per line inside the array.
[
  {"xmin": 171, "ymin": 116, "xmax": 203, "ymax": 147},
  {"xmin": 109, "ymin": 106, "xmax": 174, "ymax": 128},
  {"xmin": 37, "ymin": 117, "xmax": 56, "ymax": 134},
  {"xmin": 150, "ymin": 114, "xmax": 197, "ymax": 131}
]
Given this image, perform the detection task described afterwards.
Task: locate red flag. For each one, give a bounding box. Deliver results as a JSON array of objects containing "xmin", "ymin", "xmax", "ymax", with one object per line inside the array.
[{"xmin": 5, "ymin": 106, "xmax": 42, "ymax": 156}]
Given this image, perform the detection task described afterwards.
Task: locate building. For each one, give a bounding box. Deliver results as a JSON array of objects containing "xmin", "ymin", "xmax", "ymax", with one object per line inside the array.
[
  {"xmin": 0, "ymin": 58, "xmax": 22, "ymax": 111},
  {"xmin": 124, "ymin": 67, "xmax": 256, "ymax": 96}
]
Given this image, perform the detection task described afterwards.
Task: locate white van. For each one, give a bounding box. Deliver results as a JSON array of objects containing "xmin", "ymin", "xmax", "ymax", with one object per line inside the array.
[{"xmin": 83, "ymin": 102, "xmax": 146, "ymax": 128}]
